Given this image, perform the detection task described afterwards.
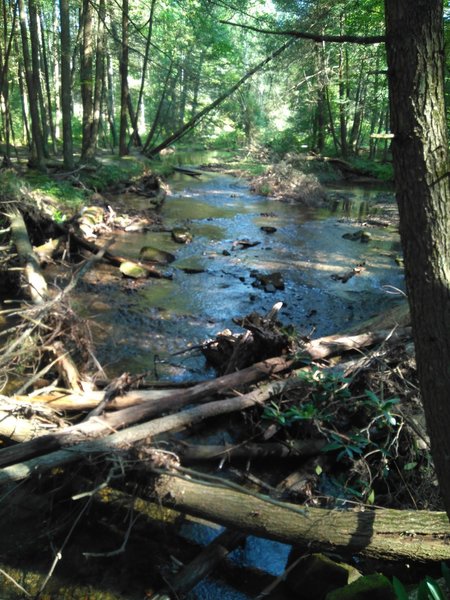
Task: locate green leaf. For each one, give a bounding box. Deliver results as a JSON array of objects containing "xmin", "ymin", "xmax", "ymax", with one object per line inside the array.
[
  {"xmin": 418, "ymin": 577, "xmax": 446, "ymax": 600},
  {"xmin": 403, "ymin": 461, "xmax": 418, "ymax": 471},
  {"xmin": 392, "ymin": 576, "xmax": 409, "ymax": 600},
  {"xmin": 315, "ymin": 464, "xmax": 323, "ymax": 476},
  {"xmin": 424, "ymin": 577, "xmax": 446, "ymax": 600},
  {"xmin": 367, "ymin": 489, "xmax": 375, "ymax": 505}
]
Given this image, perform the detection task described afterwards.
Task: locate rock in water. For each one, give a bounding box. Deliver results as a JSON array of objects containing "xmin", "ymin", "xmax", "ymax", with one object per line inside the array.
[
  {"xmin": 119, "ymin": 261, "xmax": 148, "ymax": 279},
  {"xmin": 171, "ymin": 227, "xmax": 193, "ymax": 244},
  {"xmin": 139, "ymin": 246, "xmax": 175, "ymax": 264}
]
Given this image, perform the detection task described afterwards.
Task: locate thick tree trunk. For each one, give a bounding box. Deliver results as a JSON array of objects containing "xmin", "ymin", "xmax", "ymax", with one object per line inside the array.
[
  {"xmin": 385, "ymin": 0, "xmax": 450, "ymax": 518},
  {"xmin": 147, "ymin": 474, "xmax": 450, "ymax": 562}
]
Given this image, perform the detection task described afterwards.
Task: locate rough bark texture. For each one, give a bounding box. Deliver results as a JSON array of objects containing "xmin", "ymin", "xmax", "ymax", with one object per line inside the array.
[
  {"xmin": 148, "ymin": 474, "xmax": 450, "ymax": 562},
  {"xmin": 385, "ymin": 0, "xmax": 450, "ymax": 518}
]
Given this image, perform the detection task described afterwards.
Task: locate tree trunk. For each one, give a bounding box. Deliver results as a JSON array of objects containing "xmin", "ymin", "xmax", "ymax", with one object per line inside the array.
[
  {"xmin": 146, "ymin": 40, "xmax": 295, "ymax": 157},
  {"xmin": 119, "ymin": 0, "xmax": 129, "ymax": 156},
  {"xmin": 59, "ymin": 0, "xmax": 74, "ymax": 169},
  {"xmin": 385, "ymin": 0, "xmax": 450, "ymax": 519},
  {"xmin": 80, "ymin": 0, "xmax": 94, "ymax": 160},
  {"xmin": 18, "ymin": 0, "xmax": 45, "ymax": 169},
  {"xmin": 106, "ymin": 43, "xmax": 117, "ymax": 148},
  {"xmin": 90, "ymin": 0, "xmax": 106, "ymax": 153},
  {"xmin": 28, "ymin": 0, "xmax": 49, "ymax": 159},
  {"xmin": 129, "ymin": 0, "xmax": 156, "ymax": 148},
  {"xmin": 147, "ymin": 474, "xmax": 450, "ymax": 562},
  {"xmin": 38, "ymin": 10, "xmax": 57, "ymax": 154}
]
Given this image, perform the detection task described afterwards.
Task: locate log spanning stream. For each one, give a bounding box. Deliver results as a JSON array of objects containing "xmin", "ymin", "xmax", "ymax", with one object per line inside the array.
[{"xmin": 76, "ymin": 167, "xmax": 404, "ymax": 382}]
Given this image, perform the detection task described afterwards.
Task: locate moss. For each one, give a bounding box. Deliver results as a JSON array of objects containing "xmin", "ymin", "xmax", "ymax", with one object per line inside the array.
[{"xmin": 325, "ymin": 573, "xmax": 396, "ymax": 600}]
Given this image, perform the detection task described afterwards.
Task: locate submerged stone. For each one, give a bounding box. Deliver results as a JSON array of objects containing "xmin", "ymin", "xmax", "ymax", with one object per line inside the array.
[
  {"xmin": 172, "ymin": 227, "xmax": 193, "ymax": 244},
  {"xmin": 139, "ymin": 246, "xmax": 175, "ymax": 264},
  {"xmin": 119, "ymin": 261, "xmax": 148, "ymax": 279}
]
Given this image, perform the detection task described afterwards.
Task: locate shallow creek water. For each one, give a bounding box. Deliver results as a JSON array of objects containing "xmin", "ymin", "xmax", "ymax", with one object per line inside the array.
[{"xmin": 76, "ymin": 170, "xmax": 404, "ymax": 382}]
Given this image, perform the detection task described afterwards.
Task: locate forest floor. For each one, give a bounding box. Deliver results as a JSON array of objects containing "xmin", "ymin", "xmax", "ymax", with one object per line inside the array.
[{"xmin": 0, "ymin": 149, "xmax": 446, "ymax": 600}]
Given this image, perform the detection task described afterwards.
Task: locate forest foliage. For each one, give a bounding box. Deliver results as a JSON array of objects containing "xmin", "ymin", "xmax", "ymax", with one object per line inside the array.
[{"xmin": 0, "ymin": 0, "xmax": 429, "ymax": 169}]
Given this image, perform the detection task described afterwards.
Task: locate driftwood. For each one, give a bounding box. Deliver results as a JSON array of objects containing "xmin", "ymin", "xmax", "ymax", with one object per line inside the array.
[
  {"xmin": 0, "ymin": 364, "xmax": 298, "ymax": 469},
  {"xmin": 15, "ymin": 388, "xmax": 177, "ymax": 411},
  {"xmin": 8, "ymin": 209, "xmax": 49, "ymax": 304},
  {"xmin": 303, "ymin": 326, "xmax": 411, "ymax": 360},
  {"xmin": 148, "ymin": 473, "xmax": 450, "ymax": 562},
  {"xmin": 173, "ymin": 166, "xmax": 203, "ymax": 178},
  {"xmin": 0, "ymin": 324, "xmax": 412, "ymax": 467}
]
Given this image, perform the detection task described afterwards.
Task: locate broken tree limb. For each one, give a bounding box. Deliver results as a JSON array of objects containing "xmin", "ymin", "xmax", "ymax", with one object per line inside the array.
[
  {"xmin": 0, "ymin": 355, "xmax": 296, "ymax": 464},
  {"xmin": 173, "ymin": 439, "xmax": 326, "ymax": 462},
  {"xmin": 303, "ymin": 326, "xmax": 411, "ymax": 360},
  {"xmin": 16, "ymin": 388, "xmax": 178, "ymax": 411},
  {"xmin": 150, "ymin": 529, "xmax": 245, "ymax": 599},
  {"xmin": 8, "ymin": 209, "xmax": 49, "ymax": 304},
  {"xmin": 0, "ymin": 363, "xmax": 298, "ymax": 469},
  {"xmin": 146, "ymin": 472, "xmax": 450, "ymax": 562}
]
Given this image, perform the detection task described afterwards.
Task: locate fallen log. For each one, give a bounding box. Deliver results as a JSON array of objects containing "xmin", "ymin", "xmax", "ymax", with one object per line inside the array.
[
  {"xmin": 0, "ymin": 324, "xmax": 412, "ymax": 467},
  {"xmin": 0, "ymin": 364, "xmax": 298, "ymax": 469},
  {"xmin": 173, "ymin": 166, "xmax": 203, "ymax": 178},
  {"xmin": 8, "ymin": 209, "xmax": 49, "ymax": 304},
  {"xmin": 303, "ymin": 326, "xmax": 411, "ymax": 360},
  {"xmin": 16, "ymin": 388, "xmax": 178, "ymax": 411},
  {"xmin": 147, "ymin": 473, "xmax": 450, "ymax": 562}
]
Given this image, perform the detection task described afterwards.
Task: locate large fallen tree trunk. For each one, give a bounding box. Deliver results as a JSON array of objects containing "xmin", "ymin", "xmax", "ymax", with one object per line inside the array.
[{"xmin": 146, "ymin": 473, "xmax": 450, "ymax": 562}]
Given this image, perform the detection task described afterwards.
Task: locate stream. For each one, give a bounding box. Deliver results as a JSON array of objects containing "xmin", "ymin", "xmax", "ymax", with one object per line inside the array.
[
  {"xmin": 76, "ymin": 167, "xmax": 404, "ymax": 383},
  {"xmin": 4, "ymin": 164, "xmax": 406, "ymax": 600}
]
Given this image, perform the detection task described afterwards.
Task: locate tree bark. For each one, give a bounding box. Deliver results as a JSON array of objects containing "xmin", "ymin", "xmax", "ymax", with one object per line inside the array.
[
  {"xmin": 18, "ymin": 0, "xmax": 45, "ymax": 169},
  {"xmin": 80, "ymin": 0, "xmax": 94, "ymax": 160},
  {"xmin": 385, "ymin": 0, "xmax": 450, "ymax": 519},
  {"xmin": 59, "ymin": 0, "xmax": 74, "ymax": 169},
  {"xmin": 8, "ymin": 209, "xmax": 48, "ymax": 304},
  {"xmin": 147, "ymin": 474, "xmax": 450, "ymax": 562},
  {"xmin": 119, "ymin": 0, "xmax": 129, "ymax": 156}
]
